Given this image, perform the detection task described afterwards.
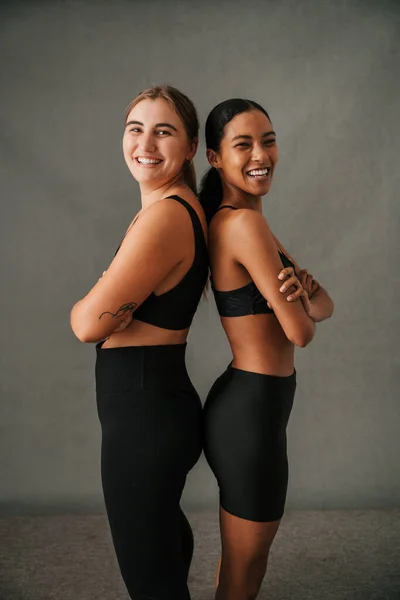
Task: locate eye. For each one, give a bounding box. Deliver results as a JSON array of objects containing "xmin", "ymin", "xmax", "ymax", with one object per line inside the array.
[
  {"xmin": 264, "ymin": 138, "xmax": 276, "ymax": 146},
  {"xmin": 235, "ymin": 142, "xmax": 250, "ymax": 148},
  {"xmin": 129, "ymin": 127, "xmax": 141, "ymax": 133},
  {"xmin": 156, "ymin": 130, "xmax": 171, "ymax": 136}
]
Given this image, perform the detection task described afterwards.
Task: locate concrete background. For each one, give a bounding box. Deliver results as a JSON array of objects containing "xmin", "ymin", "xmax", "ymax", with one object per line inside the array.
[{"xmin": 1, "ymin": 0, "xmax": 399, "ymax": 514}]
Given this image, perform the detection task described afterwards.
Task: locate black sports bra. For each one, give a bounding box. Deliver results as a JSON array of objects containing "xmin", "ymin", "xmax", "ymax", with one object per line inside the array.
[
  {"xmin": 114, "ymin": 195, "xmax": 208, "ymax": 330},
  {"xmin": 211, "ymin": 205, "xmax": 296, "ymax": 317}
]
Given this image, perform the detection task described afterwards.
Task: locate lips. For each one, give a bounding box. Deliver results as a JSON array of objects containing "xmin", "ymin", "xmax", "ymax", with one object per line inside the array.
[
  {"xmin": 135, "ymin": 157, "xmax": 163, "ymax": 165},
  {"xmin": 247, "ymin": 166, "xmax": 271, "ymax": 178}
]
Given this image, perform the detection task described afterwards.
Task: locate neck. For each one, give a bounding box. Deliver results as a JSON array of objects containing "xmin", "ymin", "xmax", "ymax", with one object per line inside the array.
[
  {"xmin": 222, "ymin": 182, "xmax": 263, "ymax": 213},
  {"xmin": 139, "ymin": 173, "xmax": 184, "ymax": 209}
]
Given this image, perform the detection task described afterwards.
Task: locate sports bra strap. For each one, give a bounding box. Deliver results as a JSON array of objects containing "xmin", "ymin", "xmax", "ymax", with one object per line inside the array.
[
  {"xmin": 215, "ymin": 205, "xmax": 238, "ymax": 213},
  {"xmin": 165, "ymin": 195, "xmax": 207, "ymax": 252},
  {"xmin": 114, "ymin": 195, "xmax": 207, "ymax": 258}
]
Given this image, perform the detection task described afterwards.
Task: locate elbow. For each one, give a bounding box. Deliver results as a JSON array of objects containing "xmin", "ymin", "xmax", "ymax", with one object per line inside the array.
[
  {"xmin": 289, "ymin": 324, "xmax": 315, "ymax": 348},
  {"xmin": 71, "ymin": 320, "xmax": 92, "ymax": 343},
  {"xmin": 73, "ymin": 330, "xmax": 94, "ymax": 344},
  {"xmin": 72, "ymin": 327, "xmax": 101, "ymax": 344},
  {"xmin": 70, "ymin": 309, "xmax": 97, "ymax": 344},
  {"xmin": 294, "ymin": 334, "xmax": 313, "ymax": 348}
]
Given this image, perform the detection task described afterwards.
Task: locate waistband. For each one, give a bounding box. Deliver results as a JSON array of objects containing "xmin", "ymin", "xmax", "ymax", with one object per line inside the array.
[
  {"xmin": 227, "ymin": 363, "xmax": 297, "ymax": 386},
  {"xmin": 95, "ymin": 342, "xmax": 189, "ymax": 392}
]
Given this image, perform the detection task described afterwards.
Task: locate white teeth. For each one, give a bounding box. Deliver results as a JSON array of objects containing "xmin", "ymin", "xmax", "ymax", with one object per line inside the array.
[
  {"xmin": 248, "ymin": 167, "xmax": 270, "ymax": 176},
  {"xmin": 137, "ymin": 157, "xmax": 162, "ymax": 164}
]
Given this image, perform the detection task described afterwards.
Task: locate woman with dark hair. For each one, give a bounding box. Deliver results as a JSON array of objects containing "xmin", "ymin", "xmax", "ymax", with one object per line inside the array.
[
  {"xmin": 199, "ymin": 99, "xmax": 334, "ymax": 600},
  {"xmin": 70, "ymin": 85, "xmax": 208, "ymax": 600}
]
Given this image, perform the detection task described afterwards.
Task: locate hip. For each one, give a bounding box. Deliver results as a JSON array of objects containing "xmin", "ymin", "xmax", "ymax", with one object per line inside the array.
[{"xmin": 204, "ymin": 363, "xmax": 296, "ymax": 422}]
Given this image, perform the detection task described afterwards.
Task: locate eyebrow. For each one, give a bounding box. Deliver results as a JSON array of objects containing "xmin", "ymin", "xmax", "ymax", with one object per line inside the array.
[
  {"xmin": 125, "ymin": 120, "xmax": 178, "ymax": 132},
  {"xmin": 231, "ymin": 131, "xmax": 276, "ymax": 142}
]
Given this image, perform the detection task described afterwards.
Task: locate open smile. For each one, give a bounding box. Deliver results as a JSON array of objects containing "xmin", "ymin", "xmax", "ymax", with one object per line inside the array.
[
  {"xmin": 246, "ymin": 166, "xmax": 271, "ymax": 179},
  {"xmin": 135, "ymin": 157, "xmax": 163, "ymax": 166}
]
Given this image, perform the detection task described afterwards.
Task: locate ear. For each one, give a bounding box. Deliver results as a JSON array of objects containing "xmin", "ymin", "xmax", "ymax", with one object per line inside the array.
[
  {"xmin": 206, "ymin": 148, "xmax": 220, "ymax": 169},
  {"xmin": 187, "ymin": 137, "xmax": 199, "ymax": 161}
]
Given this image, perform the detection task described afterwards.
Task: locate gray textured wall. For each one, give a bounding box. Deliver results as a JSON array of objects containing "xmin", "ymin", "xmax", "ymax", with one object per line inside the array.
[{"xmin": 1, "ymin": 0, "xmax": 399, "ymax": 515}]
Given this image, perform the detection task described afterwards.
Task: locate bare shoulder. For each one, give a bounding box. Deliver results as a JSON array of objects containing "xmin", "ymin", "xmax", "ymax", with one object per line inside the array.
[
  {"xmin": 231, "ymin": 207, "xmax": 269, "ymax": 230},
  {"xmin": 125, "ymin": 196, "xmax": 191, "ymax": 240},
  {"xmin": 121, "ymin": 194, "xmax": 206, "ymax": 260},
  {"xmin": 157, "ymin": 192, "xmax": 207, "ymax": 237},
  {"xmin": 218, "ymin": 208, "xmax": 272, "ymax": 245},
  {"xmin": 157, "ymin": 192, "xmax": 205, "ymax": 221},
  {"xmin": 146, "ymin": 195, "xmax": 193, "ymax": 218}
]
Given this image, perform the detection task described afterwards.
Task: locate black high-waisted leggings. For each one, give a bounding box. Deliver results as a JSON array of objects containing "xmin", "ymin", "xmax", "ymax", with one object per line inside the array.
[
  {"xmin": 95, "ymin": 342, "xmax": 202, "ymax": 600},
  {"xmin": 203, "ymin": 364, "xmax": 296, "ymax": 522}
]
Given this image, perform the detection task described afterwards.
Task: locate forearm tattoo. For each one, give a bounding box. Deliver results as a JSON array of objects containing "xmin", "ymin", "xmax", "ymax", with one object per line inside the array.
[{"xmin": 99, "ymin": 302, "xmax": 138, "ymax": 321}]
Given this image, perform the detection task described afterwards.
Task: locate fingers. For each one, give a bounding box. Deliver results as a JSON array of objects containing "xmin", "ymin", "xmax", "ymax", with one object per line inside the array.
[
  {"xmin": 299, "ymin": 269, "xmax": 309, "ymax": 286},
  {"xmin": 278, "ymin": 267, "xmax": 316, "ymax": 304},
  {"xmin": 278, "ymin": 267, "xmax": 294, "ymax": 281},
  {"xmin": 287, "ymin": 290, "xmax": 303, "ymax": 302},
  {"xmin": 299, "ymin": 288, "xmax": 311, "ymax": 315},
  {"xmin": 300, "ymin": 269, "xmax": 318, "ymax": 297},
  {"xmin": 311, "ymin": 278, "xmax": 320, "ymax": 294},
  {"xmin": 279, "ymin": 275, "xmax": 303, "ymax": 303},
  {"xmin": 279, "ymin": 275, "xmax": 300, "ymax": 294}
]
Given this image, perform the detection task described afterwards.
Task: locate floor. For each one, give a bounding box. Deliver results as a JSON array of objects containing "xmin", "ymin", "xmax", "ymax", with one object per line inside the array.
[{"xmin": 1, "ymin": 509, "xmax": 399, "ymax": 599}]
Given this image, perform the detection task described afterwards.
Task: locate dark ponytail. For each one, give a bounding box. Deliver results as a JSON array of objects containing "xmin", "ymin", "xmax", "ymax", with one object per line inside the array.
[
  {"xmin": 198, "ymin": 167, "xmax": 223, "ymax": 224},
  {"xmin": 198, "ymin": 98, "xmax": 272, "ymax": 223}
]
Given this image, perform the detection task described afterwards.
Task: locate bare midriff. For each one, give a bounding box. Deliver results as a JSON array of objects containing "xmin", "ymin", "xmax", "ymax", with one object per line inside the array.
[
  {"xmin": 222, "ymin": 313, "xmax": 295, "ymax": 377},
  {"xmin": 100, "ymin": 319, "xmax": 189, "ymax": 349}
]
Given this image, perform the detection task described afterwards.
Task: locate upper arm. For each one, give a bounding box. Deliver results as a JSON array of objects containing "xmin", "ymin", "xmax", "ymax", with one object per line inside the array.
[
  {"xmin": 270, "ymin": 233, "xmax": 302, "ymax": 277},
  {"xmin": 229, "ymin": 211, "xmax": 314, "ymax": 347},
  {"xmin": 70, "ymin": 201, "xmax": 185, "ymax": 342}
]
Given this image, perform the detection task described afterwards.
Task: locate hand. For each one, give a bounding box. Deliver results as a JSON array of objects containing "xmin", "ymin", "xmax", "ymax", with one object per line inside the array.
[
  {"xmin": 298, "ymin": 287, "xmax": 311, "ymax": 316},
  {"xmin": 299, "ymin": 269, "xmax": 320, "ymax": 299},
  {"xmin": 267, "ymin": 266, "xmax": 311, "ymax": 316},
  {"xmin": 277, "ymin": 267, "xmax": 303, "ymax": 302},
  {"xmin": 112, "ymin": 315, "xmax": 133, "ymax": 333}
]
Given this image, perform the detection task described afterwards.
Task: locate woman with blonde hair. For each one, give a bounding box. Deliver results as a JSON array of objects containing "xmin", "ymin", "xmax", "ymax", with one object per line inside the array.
[{"xmin": 71, "ymin": 85, "xmax": 208, "ymax": 600}]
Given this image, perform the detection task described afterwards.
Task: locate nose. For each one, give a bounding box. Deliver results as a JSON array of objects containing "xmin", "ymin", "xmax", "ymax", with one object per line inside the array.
[
  {"xmin": 251, "ymin": 142, "xmax": 267, "ymax": 163},
  {"xmin": 139, "ymin": 132, "xmax": 156, "ymax": 153}
]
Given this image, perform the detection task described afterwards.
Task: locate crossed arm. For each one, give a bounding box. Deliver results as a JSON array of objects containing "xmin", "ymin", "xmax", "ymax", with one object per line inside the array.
[
  {"xmin": 272, "ymin": 234, "xmax": 334, "ymax": 323},
  {"xmin": 227, "ymin": 209, "xmax": 334, "ymax": 347},
  {"xmin": 70, "ymin": 200, "xmax": 186, "ymax": 343},
  {"xmin": 229, "ymin": 210, "xmax": 316, "ymax": 347}
]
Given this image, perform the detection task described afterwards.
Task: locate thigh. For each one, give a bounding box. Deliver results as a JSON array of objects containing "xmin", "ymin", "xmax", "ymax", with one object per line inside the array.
[
  {"xmin": 219, "ymin": 506, "xmax": 281, "ymax": 566},
  {"xmin": 98, "ymin": 387, "xmax": 201, "ymax": 599},
  {"xmin": 106, "ymin": 474, "xmax": 190, "ymax": 599},
  {"xmin": 216, "ymin": 506, "xmax": 281, "ymax": 599},
  {"xmin": 99, "ymin": 384, "xmax": 202, "ymax": 525}
]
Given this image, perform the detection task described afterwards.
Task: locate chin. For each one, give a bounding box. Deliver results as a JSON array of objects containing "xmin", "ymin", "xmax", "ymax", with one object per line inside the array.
[
  {"xmin": 261, "ymin": 184, "xmax": 272, "ymax": 196},
  {"xmin": 131, "ymin": 169, "xmax": 159, "ymax": 184},
  {"xmin": 246, "ymin": 181, "xmax": 272, "ymax": 196}
]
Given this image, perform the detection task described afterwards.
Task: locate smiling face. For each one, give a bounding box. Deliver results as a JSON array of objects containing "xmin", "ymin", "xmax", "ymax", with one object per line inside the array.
[
  {"xmin": 208, "ymin": 109, "xmax": 278, "ymax": 199},
  {"xmin": 122, "ymin": 97, "xmax": 196, "ymax": 190}
]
